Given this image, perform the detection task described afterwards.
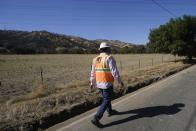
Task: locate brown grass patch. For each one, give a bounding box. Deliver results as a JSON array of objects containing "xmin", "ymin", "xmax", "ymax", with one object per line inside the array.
[
  {"xmin": 7, "ymin": 84, "xmax": 50, "ymax": 105},
  {"xmin": 0, "ymin": 61, "xmax": 191, "ymax": 130},
  {"xmin": 23, "ymin": 84, "xmax": 50, "ymax": 100},
  {"xmin": 0, "ymin": 54, "xmax": 182, "ymax": 104}
]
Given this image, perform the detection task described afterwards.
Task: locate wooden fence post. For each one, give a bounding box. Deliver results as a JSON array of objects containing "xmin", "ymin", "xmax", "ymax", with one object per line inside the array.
[{"xmin": 40, "ymin": 66, "xmax": 43, "ymax": 85}]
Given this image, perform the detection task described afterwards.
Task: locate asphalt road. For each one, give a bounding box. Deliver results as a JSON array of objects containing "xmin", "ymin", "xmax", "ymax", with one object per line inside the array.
[{"xmin": 46, "ymin": 65, "xmax": 196, "ymax": 131}]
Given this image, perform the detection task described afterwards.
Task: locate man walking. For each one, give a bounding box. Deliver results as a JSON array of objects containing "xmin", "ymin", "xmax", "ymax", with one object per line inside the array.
[{"xmin": 90, "ymin": 42, "xmax": 124, "ymax": 128}]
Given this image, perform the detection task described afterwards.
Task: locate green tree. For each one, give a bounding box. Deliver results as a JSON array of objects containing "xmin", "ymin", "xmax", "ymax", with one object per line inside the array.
[
  {"xmin": 57, "ymin": 48, "xmax": 69, "ymax": 54},
  {"xmin": 69, "ymin": 48, "xmax": 84, "ymax": 54},
  {"xmin": 147, "ymin": 15, "xmax": 196, "ymax": 59},
  {"xmin": 12, "ymin": 47, "xmax": 36, "ymax": 54},
  {"xmin": 86, "ymin": 48, "xmax": 98, "ymax": 54}
]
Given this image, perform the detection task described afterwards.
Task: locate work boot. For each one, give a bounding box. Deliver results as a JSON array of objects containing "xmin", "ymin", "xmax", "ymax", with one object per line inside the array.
[
  {"xmin": 91, "ymin": 118, "xmax": 104, "ymax": 128},
  {"xmin": 107, "ymin": 109, "xmax": 119, "ymax": 117}
]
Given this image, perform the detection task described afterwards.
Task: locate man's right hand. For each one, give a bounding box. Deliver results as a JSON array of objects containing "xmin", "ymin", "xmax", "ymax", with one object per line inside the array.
[{"xmin": 90, "ymin": 85, "xmax": 95, "ymax": 90}]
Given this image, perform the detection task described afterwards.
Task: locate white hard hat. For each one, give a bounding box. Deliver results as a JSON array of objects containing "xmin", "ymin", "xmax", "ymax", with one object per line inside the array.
[{"xmin": 99, "ymin": 42, "xmax": 110, "ymax": 50}]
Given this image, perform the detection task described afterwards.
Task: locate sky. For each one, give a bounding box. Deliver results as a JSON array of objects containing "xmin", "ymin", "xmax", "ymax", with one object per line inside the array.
[{"xmin": 0, "ymin": 0, "xmax": 196, "ymax": 44}]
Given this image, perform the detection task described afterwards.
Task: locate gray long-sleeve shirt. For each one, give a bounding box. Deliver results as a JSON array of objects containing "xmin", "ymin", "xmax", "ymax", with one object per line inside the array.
[{"xmin": 90, "ymin": 53, "xmax": 122, "ymax": 89}]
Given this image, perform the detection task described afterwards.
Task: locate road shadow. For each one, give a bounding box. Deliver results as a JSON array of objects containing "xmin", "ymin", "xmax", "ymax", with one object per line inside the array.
[{"xmin": 103, "ymin": 103, "xmax": 185, "ymax": 128}]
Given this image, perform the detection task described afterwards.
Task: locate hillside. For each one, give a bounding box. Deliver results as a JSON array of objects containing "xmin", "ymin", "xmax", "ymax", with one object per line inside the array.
[{"xmin": 0, "ymin": 30, "xmax": 145, "ymax": 54}]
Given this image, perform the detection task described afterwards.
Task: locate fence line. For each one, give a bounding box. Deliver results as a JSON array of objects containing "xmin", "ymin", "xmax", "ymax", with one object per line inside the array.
[{"xmin": 118, "ymin": 55, "xmax": 183, "ymax": 74}]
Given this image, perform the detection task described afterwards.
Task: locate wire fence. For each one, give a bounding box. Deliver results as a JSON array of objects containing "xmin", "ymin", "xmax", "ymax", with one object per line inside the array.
[
  {"xmin": 0, "ymin": 54, "xmax": 184, "ymax": 103},
  {"xmin": 116, "ymin": 54, "xmax": 184, "ymax": 73}
]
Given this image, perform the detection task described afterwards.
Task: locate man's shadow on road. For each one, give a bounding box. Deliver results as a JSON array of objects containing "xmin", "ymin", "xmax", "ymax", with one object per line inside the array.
[{"xmin": 103, "ymin": 103, "xmax": 185, "ymax": 128}]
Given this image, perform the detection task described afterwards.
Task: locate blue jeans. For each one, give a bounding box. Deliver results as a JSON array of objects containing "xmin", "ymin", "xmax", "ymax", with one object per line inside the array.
[{"xmin": 95, "ymin": 86, "xmax": 113, "ymax": 120}]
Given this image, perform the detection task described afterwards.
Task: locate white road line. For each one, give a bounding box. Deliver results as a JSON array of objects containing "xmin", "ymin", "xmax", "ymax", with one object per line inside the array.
[
  {"xmin": 58, "ymin": 113, "xmax": 95, "ymax": 131},
  {"xmin": 57, "ymin": 65, "xmax": 194, "ymax": 131}
]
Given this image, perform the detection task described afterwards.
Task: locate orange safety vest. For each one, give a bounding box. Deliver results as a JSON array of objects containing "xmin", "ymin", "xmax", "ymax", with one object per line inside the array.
[{"xmin": 93, "ymin": 54, "xmax": 114, "ymax": 83}]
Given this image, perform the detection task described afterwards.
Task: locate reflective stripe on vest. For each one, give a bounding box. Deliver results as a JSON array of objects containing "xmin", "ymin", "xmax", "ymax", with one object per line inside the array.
[
  {"xmin": 95, "ymin": 68, "xmax": 110, "ymax": 72},
  {"xmin": 93, "ymin": 54, "xmax": 114, "ymax": 83}
]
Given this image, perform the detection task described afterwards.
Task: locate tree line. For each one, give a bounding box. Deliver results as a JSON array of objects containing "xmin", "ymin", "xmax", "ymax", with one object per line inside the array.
[
  {"xmin": 0, "ymin": 45, "xmax": 147, "ymax": 54},
  {"xmin": 147, "ymin": 15, "xmax": 196, "ymax": 60}
]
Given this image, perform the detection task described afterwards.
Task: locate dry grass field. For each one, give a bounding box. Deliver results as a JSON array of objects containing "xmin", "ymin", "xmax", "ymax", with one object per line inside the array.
[
  {"xmin": 0, "ymin": 54, "xmax": 180, "ymax": 104},
  {"xmin": 0, "ymin": 54, "xmax": 190, "ymax": 130}
]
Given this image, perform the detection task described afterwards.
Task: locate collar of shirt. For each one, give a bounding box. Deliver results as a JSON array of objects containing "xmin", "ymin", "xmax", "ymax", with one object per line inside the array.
[{"xmin": 100, "ymin": 52, "xmax": 110, "ymax": 55}]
